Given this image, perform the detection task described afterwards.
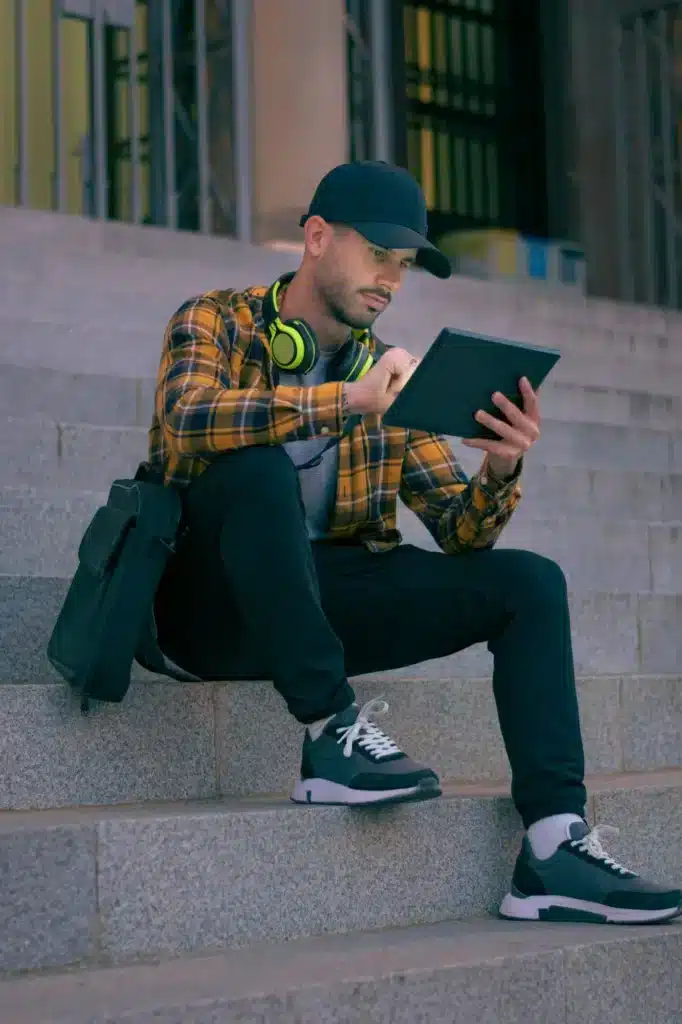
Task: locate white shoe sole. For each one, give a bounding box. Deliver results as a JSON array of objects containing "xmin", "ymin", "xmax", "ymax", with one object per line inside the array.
[
  {"xmin": 499, "ymin": 892, "xmax": 682, "ymax": 925},
  {"xmin": 291, "ymin": 776, "xmax": 441, "ymax": 807}
]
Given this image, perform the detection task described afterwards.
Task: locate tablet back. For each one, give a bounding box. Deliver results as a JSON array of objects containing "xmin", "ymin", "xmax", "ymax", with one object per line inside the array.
[{"xmin": 382, "ymin": 328, "xmax": 560, "ymax": 438}]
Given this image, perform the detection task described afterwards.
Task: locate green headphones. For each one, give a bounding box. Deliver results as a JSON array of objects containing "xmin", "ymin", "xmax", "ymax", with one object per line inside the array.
[{"xmin": 261, "ymin": 271, "xmax": 375, "ymax": 381}]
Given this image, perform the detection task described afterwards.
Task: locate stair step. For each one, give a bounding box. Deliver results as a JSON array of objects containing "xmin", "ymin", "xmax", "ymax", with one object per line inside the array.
[
  {"xmin": 2, "ymin": 456, "xmax": 681, "ymax": 525},
  {"xmin": 4, "ymin": 309, "xmax": 682, "ymax": 396},
  {"xmin": 2, "ymin": 204, "xmax": 682, "ymax": 339},
  {"xmin": 5, "ymin": 356, "xmax": 682, "ymax": 430},
  {"xmin": 0, "ymin": 772, "xmax": 679, "ymax": 974},
  {"xmin": 0, "ymin": 674, "xmax": 679, "ymax": 811},
  {"xmin": 5, "ymin": 508, "xmax": 682, "ymax": 597},
  {"xmin": 2, "ymin": 573, "xmax": 680, "ymax": 684},
  {"xmin": 2, "ymin": 415, "xmax": 682, "ymax": 494},
  {"xmin": 1, "ymin": 915, "xmax": 680, "ymax": 1024},
  {"xmin": 2, "ymin": 482, "xmax": 680, "ymax": 592}
]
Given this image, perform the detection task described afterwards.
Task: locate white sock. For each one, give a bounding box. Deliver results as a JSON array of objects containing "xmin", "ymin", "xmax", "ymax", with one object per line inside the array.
[
  {"xmin": 527, "ymin": 814, "xmax": 584, "ymax": 860},
  {"xmin": 307, "ymin": 714, "xmax": 335, "ymax": 741}
]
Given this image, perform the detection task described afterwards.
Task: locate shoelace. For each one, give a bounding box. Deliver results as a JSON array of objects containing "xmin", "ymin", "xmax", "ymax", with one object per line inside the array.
[
  {"xmin": 571, "ymin": 823, "xmax": 636, "ymax": 877},
  {"xmin": 336, "ymin": 698, "xmax": 402, "ymax": 759}
]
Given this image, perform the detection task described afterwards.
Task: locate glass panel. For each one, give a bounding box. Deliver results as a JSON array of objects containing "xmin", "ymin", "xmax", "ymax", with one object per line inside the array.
[
  {"xmin": 417, "ymin": 7, "xmax": 433, "ymax": 103},
  {"xmin": 25, "ymin": 0, "xmax": 54, "ymax": 211},
  {"xmin": 60, "ymin": 15, "xmax": 90, "ymax": 215},
  {"xmin": 437, "ymin": 126, "xmax": 452, "ymax": 211},
  {"xmin": 0, "ymin": 0, "xmax": 17, "ymax": 205},
  {"xmin": 453, "ymin": 135, "xmax": 468, "ymax": 215},
  {"xmin": 486, "ymin": 139, "xmax": 498, "ymax": 220},
  {"xmin": 420, "ymin": 121, "xmax": 436, "ymax": 207}
]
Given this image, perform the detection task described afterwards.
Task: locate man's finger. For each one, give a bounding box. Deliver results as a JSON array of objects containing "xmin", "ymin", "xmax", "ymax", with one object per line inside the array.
[
  {"xmin": 491, "ymin": 392, "xmax": 540, "ymax": 437},
  {"xmin": 462, "ymin": 437, "xmax": 521, "ymax": 458},
  {"xmin": 474, "ymin": 409, "xmax": 534, "ymax": 450},
  {"xmin": 519, "ymin": 377, "xmax": 540, "ymax": 421}
]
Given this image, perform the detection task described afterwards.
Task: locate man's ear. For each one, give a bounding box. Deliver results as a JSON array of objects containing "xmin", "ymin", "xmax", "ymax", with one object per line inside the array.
[{"xmin": 303, "ymin": 216, "xmax": 332, "ymax": 258}]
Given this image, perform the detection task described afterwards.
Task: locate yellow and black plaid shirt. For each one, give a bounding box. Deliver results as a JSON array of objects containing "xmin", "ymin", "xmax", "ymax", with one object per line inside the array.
[{"xmin": 149, "ymin": 284, "xmax": 523, "ymax": 553}]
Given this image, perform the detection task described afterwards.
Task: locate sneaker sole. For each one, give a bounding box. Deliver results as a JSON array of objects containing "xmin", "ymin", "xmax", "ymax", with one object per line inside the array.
[
  {"xmin": 290, "ymin": 776, "xmax": 442, "ymax": 807},
  {"xmin": 499, "ymin": 892, "xmax": 682, "ymax": 925}
]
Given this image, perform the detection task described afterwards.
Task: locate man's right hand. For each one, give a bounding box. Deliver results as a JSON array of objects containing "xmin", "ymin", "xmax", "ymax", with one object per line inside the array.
[{"xmin": 344, "ymin": 347, "xmax": 419, "ymax": 416}]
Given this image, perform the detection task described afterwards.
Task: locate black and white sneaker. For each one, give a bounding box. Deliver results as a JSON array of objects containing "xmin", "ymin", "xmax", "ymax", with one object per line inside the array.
[
  {"xmin": 500, "ymin": 820, "xmax": 682, "ymax": 924},
  {"xmin": 290, "ymin": 699, "xmax": 441, "ymax": 807}
]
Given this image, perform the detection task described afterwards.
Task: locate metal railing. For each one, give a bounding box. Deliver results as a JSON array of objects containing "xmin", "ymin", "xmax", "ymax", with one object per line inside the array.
[
  {"xmin": 614, "ymin": 0, "xmax": 682, "ymax": 308},
  {"xmin": 345, "ymin": 0, "xmax": 393, "ymax": 164}
]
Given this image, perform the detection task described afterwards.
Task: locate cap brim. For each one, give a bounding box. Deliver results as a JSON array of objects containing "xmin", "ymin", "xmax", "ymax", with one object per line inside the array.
[{"xmin": 348, "ymin": 221, "xmax": 452, "ymax": 279}]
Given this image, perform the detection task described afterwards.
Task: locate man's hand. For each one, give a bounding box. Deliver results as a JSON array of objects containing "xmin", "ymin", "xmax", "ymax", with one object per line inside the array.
[
  {"xmin": 462, "ymin": 376, "xmax": 541, "ymax": 478},
  {"xmin": 344, "ymin": 347, "xmax": 419, "ymax": 416}
]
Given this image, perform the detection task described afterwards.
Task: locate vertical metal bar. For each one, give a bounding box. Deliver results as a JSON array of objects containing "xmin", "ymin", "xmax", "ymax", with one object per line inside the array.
[
  {"xmin": 15, "ymin": 0, "xmax": 28, "ymax": 206},
  {"xmin": 92, "ymin": 3, "xmax": 108, "ymax": 218},
  {"xmin": 370, "ymin": 0, "xmax": 392, "ymax": 161},
  {"xmin": 52, "ymin": 4, "xmax": 67, "ymax": 211},
  {"xmin": 231, "ymin": 0, "xmax": 252, "ymax": 243},
  {"xmin": 161, "ymin": 0, "xmax": 177, "ymax": 229},
  {"xmin": 613, "ymin": 21, "xmax": 634, "ymax": 302},
  {"xmin": 195, "ymin": 0, "xmax": 210, "ymax": 233},
  {"xmin": 657, "ymin": 8, "xmax": 678, "ymax": 308},
  {"xmin": 634, "ymin": 15, "xmax": 656, "ymax": 304},
  {"xmin": 128, "ymin": 6, "xmax": 141, "ymax": 223}
]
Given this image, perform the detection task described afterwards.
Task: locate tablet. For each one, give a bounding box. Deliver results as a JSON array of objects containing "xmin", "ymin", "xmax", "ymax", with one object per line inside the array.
[{"xmin": 382, "ymin": 327, "xmax": 561, "ymax": 439}]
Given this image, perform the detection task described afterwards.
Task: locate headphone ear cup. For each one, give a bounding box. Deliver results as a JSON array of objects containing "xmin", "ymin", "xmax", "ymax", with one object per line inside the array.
[{"xmin": 271, "ymin": 318, "xmax": 319, "ymax": 373}]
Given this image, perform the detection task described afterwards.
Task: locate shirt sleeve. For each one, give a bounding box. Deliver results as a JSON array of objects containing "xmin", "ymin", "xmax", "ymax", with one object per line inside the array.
[
  {"xmin": 160, "ymin": 295, "xmax": 345, "ymax": 456},
  {"xmin": 399, "ymin": 429, "xmax": 523, "ymax": 554}
]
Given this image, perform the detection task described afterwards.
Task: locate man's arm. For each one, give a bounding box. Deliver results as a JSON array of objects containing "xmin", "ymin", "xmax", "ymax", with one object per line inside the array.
[
  {"xmin": 399, "ymin": 430, "xmax": 522, "ymax": 554},
  {"xmin": 160, "ymin": 295, "xmax": 346, "ymax": 455}
]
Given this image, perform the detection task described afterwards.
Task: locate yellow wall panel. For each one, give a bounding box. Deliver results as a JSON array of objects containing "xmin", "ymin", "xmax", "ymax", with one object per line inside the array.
[{"xmin": 0, "ymin": 1, "xmax": 90, "ymax": 213}]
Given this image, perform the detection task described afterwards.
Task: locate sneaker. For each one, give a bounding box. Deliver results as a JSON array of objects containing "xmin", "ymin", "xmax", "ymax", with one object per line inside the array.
[
  {"xmin": 290, "ymin": 698, "xmax": 441, "ymax": 807},
  {"xmin": 499, "ymin": 820, "xmax": 682, "ymax": 924}
]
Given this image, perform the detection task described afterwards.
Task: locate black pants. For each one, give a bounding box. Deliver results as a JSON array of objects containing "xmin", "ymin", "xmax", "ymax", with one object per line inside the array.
[{"xmin": 156, "ymin": 445, "xmax": 587, "ymax": 828}]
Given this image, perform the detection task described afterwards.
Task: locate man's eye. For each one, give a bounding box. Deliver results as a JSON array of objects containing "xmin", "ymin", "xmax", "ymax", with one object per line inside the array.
[{"xmin": 373, "ymin": 249, "xmax": 387, "ymax": 261}]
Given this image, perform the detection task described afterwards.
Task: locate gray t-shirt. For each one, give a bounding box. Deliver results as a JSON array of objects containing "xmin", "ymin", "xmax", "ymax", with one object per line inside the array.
[{"xmin": 280, "ymin": 352, "xmax": 340, "ymax": 541}]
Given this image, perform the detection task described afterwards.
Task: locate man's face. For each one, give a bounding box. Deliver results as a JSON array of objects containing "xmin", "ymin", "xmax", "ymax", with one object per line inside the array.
[{"xmin": 314, "ymin": 226, "xmax": 417, "ymax": 331}]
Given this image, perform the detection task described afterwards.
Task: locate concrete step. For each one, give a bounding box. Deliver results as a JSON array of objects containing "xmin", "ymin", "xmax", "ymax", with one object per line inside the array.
[
  {"xmin": 3, "ymin": 204, "xmax": 682, "ymax": 340},
  {"xmin": 0, "ymin": 673, "xmax": 679, "ymax": 811},
  {"xmin": 2, "ymin": 571, "xmax": 681, "ymax": 685},
  {"xmin": 2, "ymin": 415, "xmax": 682, "ymax": 494},
  {"xmin": 1, "ymin": 916, "xmax": 680, "ymax": 1024},
  {"xmin": 399, "ymin": 507, "xmax": 682, "ymax": 595},
  {"xmin": 3, "ymin": 458, "xmax": 681, "ymax": 529},
  {"xmin": 4, "ymin": 308, "xmax": 682, "ymax": 396},
  {"xmin": 3, "ymin": 283, "xmax": 682, "ymax": 367},
  {"xmin": 2, "ymin": 483, "xmax": 680, "ymax": 593},
  {"xmin": 0, "ymin": 772, "xmax": 679, "ymax": 974},
  {"xmin": 5, "ymin": 355, "xmax": 682, "ymax": 432}
]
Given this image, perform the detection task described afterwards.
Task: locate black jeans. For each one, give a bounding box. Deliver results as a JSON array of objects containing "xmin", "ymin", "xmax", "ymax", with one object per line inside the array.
[{"xmin": 156, "ymin": 445, "xmax": 587, "ymax": 828}]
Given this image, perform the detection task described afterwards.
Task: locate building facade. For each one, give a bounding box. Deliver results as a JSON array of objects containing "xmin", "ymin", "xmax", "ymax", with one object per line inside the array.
[{"xmin": 1, "ymin": 0, "xmax": 681, "ymax": 309}]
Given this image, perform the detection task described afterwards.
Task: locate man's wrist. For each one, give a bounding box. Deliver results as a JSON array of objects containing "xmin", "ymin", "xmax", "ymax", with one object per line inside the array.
[
  {"xmin": 485, "ymin": 454, "xmax": 521, "ymax": 483},
  {"xmin": 342, "ymin": 382, "xmax": 364, "ymax": 415}
]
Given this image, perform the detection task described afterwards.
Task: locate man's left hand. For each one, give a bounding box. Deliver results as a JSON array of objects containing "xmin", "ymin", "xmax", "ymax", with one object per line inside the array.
[{"xmin": 462, "ymin": 376, "xmax": 541, "ymax": 479}]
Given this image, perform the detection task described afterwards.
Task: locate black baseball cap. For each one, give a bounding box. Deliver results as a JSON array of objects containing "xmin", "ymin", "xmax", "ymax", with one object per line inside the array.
[{"xmin": 300, "ymin": 160, "xmax": 452, "ymax": 280}]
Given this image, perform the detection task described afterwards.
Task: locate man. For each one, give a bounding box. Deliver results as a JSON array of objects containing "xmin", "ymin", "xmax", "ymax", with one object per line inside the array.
[{"xmin": 150, "ymin": 160, "xmax": 681, "ymax": 925}]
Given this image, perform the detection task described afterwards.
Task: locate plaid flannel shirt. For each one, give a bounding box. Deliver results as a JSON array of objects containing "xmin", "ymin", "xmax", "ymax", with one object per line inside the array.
[{"xmin": 148, "ymin": 285, "xmax": 523, "ymax": 553}]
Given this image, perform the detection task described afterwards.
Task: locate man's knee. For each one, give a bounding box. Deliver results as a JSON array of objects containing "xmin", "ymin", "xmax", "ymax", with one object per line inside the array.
[
  {"xmin": 183, "ymin": 445, "xmax": 300, "ymax": 528},
  {"xmin": 190, "ymin": 444, "xmax": 298, "ymax": 500},
  {"xmin": 493, "ymin": 548, "xmax": 567, "ymax": 598},
  {"xmin": 207, "ymin": 444, "xmax": 297, "ymax": 487}
]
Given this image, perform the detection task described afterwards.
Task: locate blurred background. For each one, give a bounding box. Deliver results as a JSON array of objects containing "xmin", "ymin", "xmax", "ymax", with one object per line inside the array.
[{"xmin": 1, "ymin": 0, "xmax": 680, "ymax": 310}]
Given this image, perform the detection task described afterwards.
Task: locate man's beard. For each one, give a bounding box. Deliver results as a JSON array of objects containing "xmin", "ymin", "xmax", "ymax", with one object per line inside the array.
[{"xmin": 320, "ymin": 279, "xmax": 378, "ymax": 332}]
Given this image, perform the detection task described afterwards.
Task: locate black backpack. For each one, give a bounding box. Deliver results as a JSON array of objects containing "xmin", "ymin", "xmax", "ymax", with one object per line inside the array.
[{"xmin": 47, "ymin": 461, "xmax": 197, "ymax": 714}]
